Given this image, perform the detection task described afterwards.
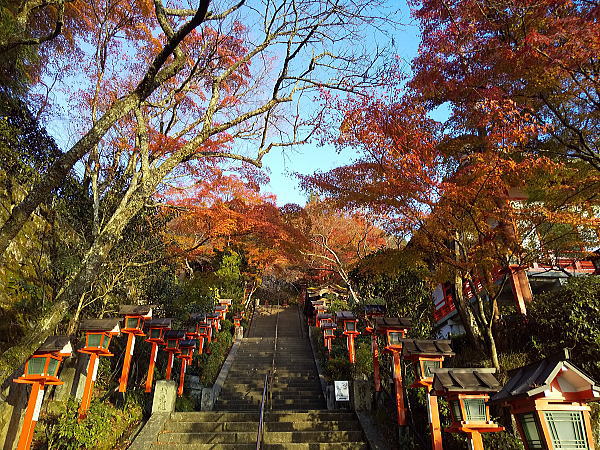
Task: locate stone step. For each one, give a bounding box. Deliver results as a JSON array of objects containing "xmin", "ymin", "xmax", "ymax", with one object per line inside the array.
[
  {"xmin": 263, "ymin": 430, "xmax": 364, "ymax": 443},
  {"xmin": 163, "ymin": 421, "xmax": 258, "ymax": 433},
  {"xmin": 265, "ymin": 411, "xmax": 357, "ymax": 421},
  {"xmin": 170, "ymin": 412, "xmax": 259, "ymax": 422},
  {"xmin": 265, "ymin": 421, "xmax": 361, "ymax": 432},
  {"xmin": 263, "ymin": 443, "xmax": 368, "ymax": 450},
  {"xmin": 152, "ymin": 444, "xmax": 256, "ymax": 450},
  {"xmin": 157, "ymin": 431, "xmax": 256, "ymax": 444}
]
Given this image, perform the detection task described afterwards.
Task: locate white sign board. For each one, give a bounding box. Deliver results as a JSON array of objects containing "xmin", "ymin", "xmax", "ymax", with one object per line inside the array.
[{"xmin": 334, "ymin": 380, "xmax": 350, "ymax": 402}]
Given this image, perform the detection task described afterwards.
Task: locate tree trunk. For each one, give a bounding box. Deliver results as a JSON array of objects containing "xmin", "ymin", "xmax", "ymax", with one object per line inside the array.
[
  {"xmin": 0, "ymin": 173, "xmax": 156, "ymax": 385},
  {"xmin": 453, "ymin": 272, "xmax": 484, "ymax": 351},
  {"xmin": 484, "ymin": 325, "xmax": 500, "ymax": 370}
]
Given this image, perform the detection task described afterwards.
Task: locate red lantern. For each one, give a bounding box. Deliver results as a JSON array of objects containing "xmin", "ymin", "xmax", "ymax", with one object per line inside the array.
[
  {"xmin": 14, "ymin": 336, "xmax": 72, "ymax": 450},
  {"xmin": 144, "ymin": 318, "xmax": 172, "ymax": 393},
  {"xmin": 163, "ymin": 330, "xmax": 185, "ymax": 380},
  {"xmin": 78, "ymin": 318, "xmax": 120, "ymax": 419},
  {"xmin": 176, "ymin": 339, "xmax": 197, "ymax": 397},
  {"xmin": 118, "ymin": 304, "xmax": 154, "ymax": 393},
  {"xmin": 336, "ymin": 311, "xmax": 360, "ymax": 364}
]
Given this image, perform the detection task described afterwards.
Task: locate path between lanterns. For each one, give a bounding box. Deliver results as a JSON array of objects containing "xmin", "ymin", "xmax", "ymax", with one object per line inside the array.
[{"xmin": 140, "ymin": 305, "xmax": 369, "ymax": 448}]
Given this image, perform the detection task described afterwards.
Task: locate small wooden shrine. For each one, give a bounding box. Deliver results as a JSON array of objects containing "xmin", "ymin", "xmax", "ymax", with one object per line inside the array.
[
  {"xmin": 144, "ymin": 318, "xmax": 172, "ymax": 393},
  {"xmin": 118, "ymin": 304, "xmax": 154, "ymax": 392},
  {"xmin": 78, "ymin": 318, "xmax": 120, "ymax": 418},
  {"xmin": 491, "ymin": 350, "xmax": 599, "ymax": 450},
  {"xmin": 432, "ymin": 368, "xmax": 504, "ymax": 449},
  {"xmin": 14, "ymin": 336, "xmax": 72, "ymax": 450}
]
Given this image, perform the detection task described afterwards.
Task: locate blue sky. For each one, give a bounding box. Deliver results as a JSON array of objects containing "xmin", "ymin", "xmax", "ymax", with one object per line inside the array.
[{"xmin": 262, "ymin": 4, "xmax": 422, "ymax": 206}]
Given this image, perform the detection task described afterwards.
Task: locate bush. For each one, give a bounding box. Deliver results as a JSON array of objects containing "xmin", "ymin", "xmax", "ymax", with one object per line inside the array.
[
  {"xmin": 528, "ymin": 275, "xmax": 600, "ymax": 380},
  {"xmin": 198, "ymin": 330, "xmax": 233, "ymax": 385},
  {"xmin": 43, "ymin": 396, "xmax": 143, "ymax": 450}
]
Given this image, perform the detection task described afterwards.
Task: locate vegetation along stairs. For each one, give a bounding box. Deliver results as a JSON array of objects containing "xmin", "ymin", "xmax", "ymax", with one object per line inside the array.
[{"xmin": 148, "ymin": 305, "xmax": 369, "ymax": 448}]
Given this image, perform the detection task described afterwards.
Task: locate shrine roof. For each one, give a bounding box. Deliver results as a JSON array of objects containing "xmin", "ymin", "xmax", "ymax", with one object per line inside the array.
[
  {"xmin": 491, "ymin": 350, "xmax": 600, "ymax": 403},
  {"xmin": 336, "ymin": 311, "xmax": 356, "ymax": 321},
  {"xmin": 433, "ymin": 368, "xmax": 501, "ymax": 393},
  {"xmin": 179, "ymin": 339, "xmax": 197, "ymax": 348}
]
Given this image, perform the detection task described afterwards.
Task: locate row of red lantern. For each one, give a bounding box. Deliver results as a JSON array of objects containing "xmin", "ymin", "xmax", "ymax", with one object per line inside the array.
[
  {"xmin": 308, "ymin": 298, "xmax": 600, "ymax": 450},
  {"xmin": 13, "ymin": 299, "xmax": 243, "ymax": 450}
]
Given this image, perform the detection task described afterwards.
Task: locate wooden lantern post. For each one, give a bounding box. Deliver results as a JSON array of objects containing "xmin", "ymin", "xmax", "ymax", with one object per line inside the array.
[
  {"xmin": 432, "ymin": 368, "xmax": 505, "ymax": 450},
  {"xmin": 215, "ymin": 305, "xmax": 227, "ymax": 330},
  {"xmin": 364, "ymin": 305, "xmax": 387, "ymax": 393},
  {"xmin": 118, "ymin": 305, "xmax": 154, "ymax": 393},
  {"xmin": 176, "ymin": 339, "xmax": 197, "ymax": 396},
  {"xmin": 207, "ymin": 312, "xmax": 220, "ymax": 337},
  {"xmin": 336, "ymin": 311, "xmax": 360, "ymax": 364},
  {"xmin": 375, "ymin": 317, "xmax": 412, "ymax": 428},
  {"xmin": 78, "ymin": 319, "xmax": 120, "ymax": 418},
  {"xmin": 163, "ymin": 330, "xmax": 185, "ymax": 380},
  {"xmin": 491, "ymin": 349, "xmax": 599, "ymax": 450},
  {"xmin": 322, "ymin": 323, "xmax": 337, "ymax": 358},
  {"xmin": 316, "ymin": 312, "xmax": 332, "ymax": 328},
  {"xmin": 144, "ymin": 318, "xmax": 172, "ymax": 393},
  {"xmin": 401, "ymin": 339, "xmax": 455, "ymax": 450},
  {"xmin": 14, "ymin": 336, "xmax": 72, "ymax": 450}
]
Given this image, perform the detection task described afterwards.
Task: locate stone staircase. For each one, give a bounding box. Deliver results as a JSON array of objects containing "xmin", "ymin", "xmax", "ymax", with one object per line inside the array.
[
  {"xmin": 151, "ymin": 410, "xmax": 367, "ymax": 449},
  {"xmin": 141, "ymin": 305, "xmax": 369, "ymax": 449}
]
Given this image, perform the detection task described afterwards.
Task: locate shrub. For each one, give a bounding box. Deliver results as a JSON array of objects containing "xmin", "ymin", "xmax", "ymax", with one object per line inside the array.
[
  {"xmin": 528, "ymin": 275, "xmax": 600, "ymax": 380},
  {"xmin": 44, "ymin": 396, "xmax": 142, "ymax": 450},
  {"xmin": 198, "ymin": 330, "xmax": 233, "ymax": 385}
]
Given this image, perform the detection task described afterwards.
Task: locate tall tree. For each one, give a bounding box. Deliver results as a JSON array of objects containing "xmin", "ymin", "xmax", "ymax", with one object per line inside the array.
[{"xmin": 0, "ymin": 0, "xmax": 392, "ymax": 383}]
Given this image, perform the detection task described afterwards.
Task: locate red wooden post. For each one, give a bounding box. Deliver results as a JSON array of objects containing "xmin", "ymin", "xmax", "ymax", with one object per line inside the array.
[
  {"xmin": 14, "ymin": 336, "xmax": 71, "ymax": 450},
  {"xmin": 79, "ymin": 352, "xmax": 98, "ymax": 418},
  {"xmin": 145, "ymin": 343, "xmax": 158, "ymax": 392},
  {"xmin": 177, "ymin": 358, "xmax": 187, "ymax": 396},
  {"xmin": 467, "ymin": 431, "xmax": 484, "ymax": 450},
  {"xmin": 119, "ymin": 332, "xmax": 135, "ymax": 393},
  {"xmin": 372, "ymin": 333, "xmax": 381, "ymax": 392},
  {"xmin": 166, "ymin": 352, "xmax": 175, "ymax": 380},
  {"xmin": 392, "ymin": 351, "xmax": 407, "ymax": 425},
  {"xmin": 428, "ymin": 391, "xmax": 443, "ymax": 450},
  {"xmin": 198, "ymin": 336, "xmax": 205, "ymax": 355},
  {"xmin": 347, "ymin": 334, "xmax": 356, "ymax": 364},
  {"xmin": 336, "ymin": 311, "xmax": 359, "ymax": 364},
  {"xmin": 17, "ymin": 382, "xmax": 43, "ymax": 450}
]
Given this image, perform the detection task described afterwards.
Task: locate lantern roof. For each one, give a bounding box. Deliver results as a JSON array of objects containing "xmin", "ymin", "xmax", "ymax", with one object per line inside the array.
[
  {"xmin": 119, "ymin": 304, "xmax": 155, "ymax": 317},
  {"xmin": 218, "ymin": 298, "xmax": 232, "ymax": 305},
  {"xmin": 37, "ymin": 335, "xmax": 72, "ymax": 356},
  {"xmin": 215, "ymin": 305, "xmax": 227, "ymax": 312},
  {"xmin": 316, "ymin": 313, "xmax": 332, "ymax": 320},
  {"xmin": 491, "ymin": 350, "xmax": 600, "ymax": 403},
  {"xmin": 432, "ymin": 368, "xmax": 501, "ymax": 393},
  {"xmin": 179, "ymin": 339, "xmax": 197, "ymax": 349},
  {"xmin": 189, "ymin": 313, "xmax": 206, "ymax": 321},
  {"xmin": 375, "ymin": 317, "xmax": 412, "ymax": 331},
  {"xmin": 400, "ymin": 339, "xmax": 454, "ymax": 357},
  {"xmin": 79, "ymin": 318, "xmax": 121, "ymax": 334},
  {"xmin": 322, "ymin": 323, "xmax": 337, "ymax": 330},
  {"xmin": 207, "ymin": 313, "xmax": 220, "ymax": 319},
  {"xmin": 336, "ymin": 311, "xmax": 356, "ymax": 321},
  {"xmin": 146, "ymin": 318, "xmax": 172, "ymax": 329},
  {"xmin": 364, "ymin": 304, "xmax": 386, "ymax": 316},
  {"xmin": 165, "ymin": 330, "xmax": 186, "ymax": 340}
]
